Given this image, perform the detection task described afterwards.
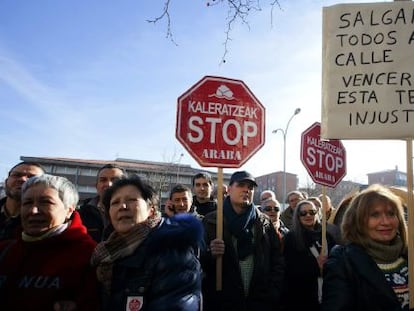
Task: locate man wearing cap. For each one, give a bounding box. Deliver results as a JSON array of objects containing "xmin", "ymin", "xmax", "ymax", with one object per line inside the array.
[{"xmin": 201, "ymin": 170, "xmax": 284, "ymax": 310}]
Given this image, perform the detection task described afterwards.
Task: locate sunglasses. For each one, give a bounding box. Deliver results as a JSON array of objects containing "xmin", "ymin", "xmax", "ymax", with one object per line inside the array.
[
  {"xmin": 263, "ymin": 206, "xmax": 280, "ymax": 212},
  {"xmin": 299, "ymin": 209, "xmax": 318, "ymax": 217}
]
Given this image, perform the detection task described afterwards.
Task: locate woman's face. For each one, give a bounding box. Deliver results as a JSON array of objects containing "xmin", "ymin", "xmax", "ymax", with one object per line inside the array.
[
  {"xmin": 366, "ymin": 202, "xmax": 399, "ymax": 244},
  {"xmin": 298, "ymin": 203, "xmax": 318, "ymax": 229},
  {"xmin": 262, "ymin": 203, "xmax": 280, "ymax": 223},
  {"xmin": 21, "ymin": 184, "xmax": 74, "ymax": 236},
  {"xmin": 109, "ymin": 185, "xmax": 154, "ymax": 235}
]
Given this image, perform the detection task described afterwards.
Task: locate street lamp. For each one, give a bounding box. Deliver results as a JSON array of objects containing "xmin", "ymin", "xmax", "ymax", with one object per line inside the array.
[
  {"xmin": 176, "ymin": 153, "xmax": 184, "ymax": 183},
  {"xmin": 272, "ymin": 107, "xmax": 301, "ymax": 209}
]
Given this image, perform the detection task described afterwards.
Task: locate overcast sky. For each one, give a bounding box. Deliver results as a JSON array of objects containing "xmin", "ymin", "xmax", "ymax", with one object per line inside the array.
[{"xmin": 0, "ymin": 0, "xmax": 407, "ymax": 186}]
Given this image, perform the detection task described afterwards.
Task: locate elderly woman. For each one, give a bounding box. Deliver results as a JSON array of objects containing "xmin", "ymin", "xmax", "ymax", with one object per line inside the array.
[
  {"xmin": 282, "ymin": 200, "xmax": 337, "ymax": 311},
  {"xmin": 0, "ymin": 174, "xmax": 99, "ymax": 311},
  {"xmin": 321, "ymin": 184, "xmax": 409, "ymax": 311},
  {"xmin": 91, "ymin": 176, "xmax": 203, "ymax": 311}
]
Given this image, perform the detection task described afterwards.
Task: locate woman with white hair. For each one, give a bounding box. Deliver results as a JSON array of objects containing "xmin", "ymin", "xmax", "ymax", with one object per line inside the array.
[{"xmin": 0, "ymin": 174, "xmax": 99, "ymax": 311}]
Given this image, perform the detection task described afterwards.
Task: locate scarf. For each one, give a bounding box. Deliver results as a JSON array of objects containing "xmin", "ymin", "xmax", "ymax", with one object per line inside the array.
[
  {"xmin": 91, "ymin": 212, "xmax": 162, "ymax": 293},
  {"xmin": 22, "ymin": 222, "xmax": 69, "ymax": 242},
  {"xmin": 223, "ymin": 197, "xmax": 256, "ymax": 260},
  {"xmin": 365, "ymin": 235, "xmax": 405, "ymax": 264}
]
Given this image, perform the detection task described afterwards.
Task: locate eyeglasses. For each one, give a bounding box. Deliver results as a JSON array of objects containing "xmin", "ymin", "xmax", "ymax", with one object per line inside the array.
[
  {"xmin": 299, "ymin": 209, "xmax": 318, "ymax": 217},
  {"xmin": 263, "ymin": 206, "xmax": 280, "ymax": 212}
]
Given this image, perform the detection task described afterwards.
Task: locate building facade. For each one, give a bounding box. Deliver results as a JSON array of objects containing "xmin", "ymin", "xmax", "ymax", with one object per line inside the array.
[
  {"xmin": 367, "ymin": 168, "xmax": 407, "ymax": 187},
  {"xmin": 20, "ymin": 156, "xmax": 231, "ymax": 204},
  {"xmin": 255, "ymin": 171, "xmax": 298, "ymax": 204}
]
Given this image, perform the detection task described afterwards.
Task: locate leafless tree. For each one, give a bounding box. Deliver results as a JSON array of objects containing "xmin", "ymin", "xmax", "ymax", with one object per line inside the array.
[
  {"xmin": 147, "ymin": 0, "xmax": 281, "ymax": 63},
  {"xmin": 143, "ymin": 151, "xmax": 184, "ymax": 205}
]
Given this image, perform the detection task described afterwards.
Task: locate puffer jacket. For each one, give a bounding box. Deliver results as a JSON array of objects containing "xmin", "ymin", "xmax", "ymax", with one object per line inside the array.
[
  {"xmin": 322, "ymin": 243, "xmax": 408, "ymax": 311},
  {"xmin": 104, "ymin": 214, "xmax": 204, "ymax": 311}
]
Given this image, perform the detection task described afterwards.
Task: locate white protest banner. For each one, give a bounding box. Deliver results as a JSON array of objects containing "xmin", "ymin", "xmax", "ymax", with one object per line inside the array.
[{"xmin": 321, "ymin": 2, "xmax": 414, "ymax": 139}]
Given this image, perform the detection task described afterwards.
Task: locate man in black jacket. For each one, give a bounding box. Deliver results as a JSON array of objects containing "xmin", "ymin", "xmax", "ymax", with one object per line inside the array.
[
  {"xmin": 191, "ymin": 172, "xmax": 217, "ymax": 216},
  {"xmin": 201, "ymin": 171, "xmax": 284, "ymax": 311}
]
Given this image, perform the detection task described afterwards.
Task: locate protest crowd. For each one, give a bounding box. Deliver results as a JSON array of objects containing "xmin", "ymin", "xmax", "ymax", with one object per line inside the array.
[{"xmin": 0, "ymin": 161, "xmax": 410, "ymax": 310}]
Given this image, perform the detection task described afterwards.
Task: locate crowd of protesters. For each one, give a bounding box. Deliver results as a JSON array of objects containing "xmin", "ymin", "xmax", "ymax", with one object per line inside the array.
[{"xmin": 0, "ymin": 161, "xmax": 410, "ymax": 310}]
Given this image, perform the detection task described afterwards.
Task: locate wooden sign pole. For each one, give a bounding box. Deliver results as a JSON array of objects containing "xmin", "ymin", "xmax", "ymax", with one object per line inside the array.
[
  {"xmin": 320, "ymin": 186, "xmax": 328, "ymax": 258},
  {"xmin": 216, "ymin": 167, "xmax": 224, "ymax": 290},
  {"xmin": 406, "ymin": 138, "xmax": 414, "ymax": 308}
]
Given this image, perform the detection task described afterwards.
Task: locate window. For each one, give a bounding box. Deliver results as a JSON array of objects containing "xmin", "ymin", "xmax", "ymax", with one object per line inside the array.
[
  {"xmin": 55, "ymin": 166, "xmax": 77, "ymax": 174},
  {"xmin": 77, "ymin": 185, "xmax": 96, "ymax": 194},
  {"xmin": 80, "ymin": 168, "xmax": 98, "ymax": 176}
]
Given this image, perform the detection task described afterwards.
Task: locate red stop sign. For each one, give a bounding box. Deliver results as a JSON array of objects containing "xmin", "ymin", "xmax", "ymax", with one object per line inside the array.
[
  {"xmin": 300, "ymin": 122, "xmax": 346, "ymax": 187},
  {"xmin": 176, "ymin": 76, "xmax": 265, "ymax": 168}
]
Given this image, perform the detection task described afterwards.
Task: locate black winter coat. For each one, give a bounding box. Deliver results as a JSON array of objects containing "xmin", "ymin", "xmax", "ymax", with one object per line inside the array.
[
  {"xmin": 282, "ymin": 226, "xmax": 336, "ymax": 311},
  {"xmin": 200, "ymin": 204, "xmax": 284, "ymax": 311},
  {"xmin": 321, "ymin": 243, "xmax": 407, "ymax": 311},
  {"xmin": 0, "ymin": 197, "xmax": 22, "ymax": 241},
  {"xmin": 104, "ymin": 214, "xmax": 203, "ymax": 311},
  {"xmin": 191, "ymin": 196, "xmax": 217, "ymax": 216},
  {"xmin": 78, "ymin": 197, "xmax": 111, "ymax": 242}
]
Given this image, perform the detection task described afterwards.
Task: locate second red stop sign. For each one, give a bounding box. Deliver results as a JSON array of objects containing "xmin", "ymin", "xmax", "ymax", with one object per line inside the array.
[{"xmin": 300, "ymin": 122, "xmax": 347, "ymax": 188}]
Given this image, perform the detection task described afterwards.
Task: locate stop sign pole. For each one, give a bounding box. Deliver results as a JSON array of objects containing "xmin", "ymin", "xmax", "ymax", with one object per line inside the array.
[
  {"xmin": 176, "ymin": 75, "xmax": 265, "ymax": 290},
  {"xmin": 300, "ymin": 122, "xmax": 347, "ymax": 257}
]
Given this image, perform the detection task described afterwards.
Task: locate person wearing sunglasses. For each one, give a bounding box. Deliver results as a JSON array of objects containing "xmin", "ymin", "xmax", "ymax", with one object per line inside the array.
[
  {"xmin": 308, "ymin": 195, "xmax": 343, "ymax": 245},
  {"xmin": 261, "ymin": 198, "xmax": 289, "ymax": 248},
  {"xmin": 281, "ymin": 200, "xmax": 337, "ymax": 311}
]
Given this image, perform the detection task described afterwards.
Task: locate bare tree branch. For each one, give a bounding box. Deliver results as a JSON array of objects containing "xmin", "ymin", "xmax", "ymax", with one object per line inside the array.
[
  {"xmin": 146, "ymin": 0, "xmax": 178, "ymax": 46},
  {"xmin": 207, "ymin": 0, "xmax": 261, "ymax": 63},
  {"xmin": 270, "ymin": 0, "xmax": 283, "ymax": 29},
  {"xmin": 148, "ymin": 0, "xmax": 282, "ymax": 63}
]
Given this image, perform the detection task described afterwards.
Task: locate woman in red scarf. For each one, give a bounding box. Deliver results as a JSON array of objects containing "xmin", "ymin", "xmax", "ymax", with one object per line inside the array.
[{"xmin": 0, "ymin": 174, "xmax": 99, "ymax": 311}]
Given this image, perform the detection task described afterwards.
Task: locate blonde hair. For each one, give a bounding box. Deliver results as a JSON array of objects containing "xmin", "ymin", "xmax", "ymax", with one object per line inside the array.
[{"xmin": 341, "ymin": 184, "xmax": 407, "ymax": 248}]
